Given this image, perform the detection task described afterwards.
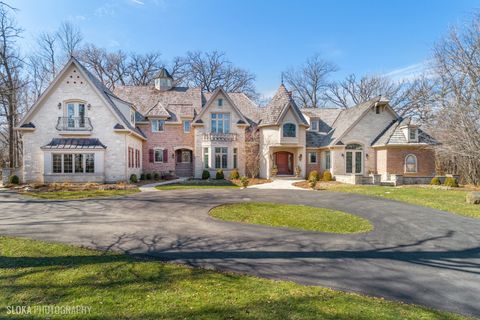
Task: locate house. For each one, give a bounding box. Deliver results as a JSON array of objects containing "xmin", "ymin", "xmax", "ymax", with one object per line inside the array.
[{"xmin": 16, "ymin": 58, "xmax": 437, "ymax": 185}]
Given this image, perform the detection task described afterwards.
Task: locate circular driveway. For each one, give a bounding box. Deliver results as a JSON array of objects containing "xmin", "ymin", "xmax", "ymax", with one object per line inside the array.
[{"xmin": 0, "ymin": 189, "xmax": 479, "ymax": 316}]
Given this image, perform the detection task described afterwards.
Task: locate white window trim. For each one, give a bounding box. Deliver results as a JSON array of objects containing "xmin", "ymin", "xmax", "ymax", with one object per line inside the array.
[
  {"xmin": 404, "ymin": 154, "xmax": 418, "ymax": 173},
  {"xmin": 211, "ymin": 113, "xmax": 231, "ymax": 134},
  {"xmin": 409, "ymin": 128, "xmax": 418, "ymax": 142},
  {"xmin": 183, "ymin": 120, "xmax": 191, "ymax": 133},
  {"xmin": 214, "ymin": 147, "xmax": 228, "ymax": 169},
  {"xmin": 151, "ymin": 119, "xmax": 165, "ymax": 132},
  {"xmin": 52, "ymin": 152, "xmax": 95, "ymax": 174},
  {"xmin": 310, "ymin": 120, "xmax": 319, "ymax": 131},
  {"xmin": 154, "ymin": 148, "xmax": 164, "ymax": 163},
  {"xmin": 282, "ymin": 122, "xmax": 297, "ymax": 138},
  {"xmin": 308, "ymin": 151, "xmax": 317, "ymax": 164}
]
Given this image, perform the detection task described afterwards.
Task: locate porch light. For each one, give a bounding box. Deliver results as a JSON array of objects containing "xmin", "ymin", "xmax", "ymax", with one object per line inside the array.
[
  {"xmin": 366, "ymin": 153, "xmax": 369, "ymax": 159},
  {"xmin": 57, "ymin": 102, "xmax": 62, "ymax": 109},
  {"xmin": 299, "ymin": 154, "xmax": 302, "ymax": 161}
]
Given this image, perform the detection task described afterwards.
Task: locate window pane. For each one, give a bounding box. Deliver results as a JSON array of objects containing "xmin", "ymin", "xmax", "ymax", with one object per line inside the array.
[
  {"xmin": 283, "ymin": 123, "xmax": 296, "ymax": 137},
  {"xmin": 309, "ymin": 152, "xmax": 317, "ymax": 163},
  {"xmin": 204, "ymin": 147, "xmax": 209, "ymax": 169},
  {"xmin": 63, "ymin": 154, "xmax": 73, "ymax": 173},
  {"xmin": 346, "ymin": 152, "xmax": 353, "ymax": 173},
  {"xmin": 53, "ymin": 154, "xmax": 62, "ymax": 173},
  {"xmin": 355, "ymin": 152, "xmax": 362, "ymax": 173},
  {"xmin": 326, "ymin": 151, "xmax": 331, "ymax": 170},
  {"xmin": 67, "ymin": 104, "xmax": 75, "ymax": 127},
  {"xmin": 224, "ymin": 114, "xmax": 230, "ymax": 134},
  {"xmin": 183, "ymin": 120, "xmax": 190, "ymax": 133},
  {"xmin": 218, "ymin": 117, "xmax": 223, "ymax": 133},
  {"xmin": 311, "ymin": 121, "xmax": 318, "ymax": 131},
  {"xmin": 78, "ymin": 104, "xmax": 85, "ymax": 128},
  {"xmin": 159, "ymin": 120, "xmax": 164, "ymax": 131},
  {"xmin": 155, "ymin": 150, "xmax": 163, "ymax": 162},
  {"xmin": 233, "ymin": 148, "xmax": 238, "ymax": 169},
  {"xmin": 85, "ymin": 154, "xmax": 95, "ymax": 173},
  {"xmin": 75, "ymin": 154, "xmax": 84, "ymax": 173},
  {"xmin": 211, "ymin": 118, "xmax": 217, "ymax": 133},
  {"xmin": 215, "ymin": 154, "xmax": 221, "ymax": 169},
  {"xmin": 152, "ymin": 120, "xmax": 158, "ymax": 132}
]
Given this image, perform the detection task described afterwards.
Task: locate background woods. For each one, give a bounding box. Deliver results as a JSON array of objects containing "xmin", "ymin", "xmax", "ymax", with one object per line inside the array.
[{"xmin": 0, "ymin": 2, "xmax": 479, "ymax": 185}]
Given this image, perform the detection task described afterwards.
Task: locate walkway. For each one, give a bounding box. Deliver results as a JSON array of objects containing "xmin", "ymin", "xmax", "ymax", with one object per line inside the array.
[{"xmin": 248, "ymin": 177, "xmax": 304, "ymax": 190}]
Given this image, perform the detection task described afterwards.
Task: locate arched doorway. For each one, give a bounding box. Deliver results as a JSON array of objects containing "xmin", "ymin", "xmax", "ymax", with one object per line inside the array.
[
  {"xmin": 175, "ymin": 149, "xmax": 193, "ymax": 177},
  {"xmin": 274, "ymin": 151, "xmax": 294, "ymax": 175}
]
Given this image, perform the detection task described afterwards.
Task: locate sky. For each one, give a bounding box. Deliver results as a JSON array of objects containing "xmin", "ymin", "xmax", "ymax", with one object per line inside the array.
[{"xmin": 10, "ymin": 0, "xmax": 480, "ymax": 97}]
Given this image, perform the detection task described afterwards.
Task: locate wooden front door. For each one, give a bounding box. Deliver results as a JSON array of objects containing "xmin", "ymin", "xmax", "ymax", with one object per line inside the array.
[{"xmin": 275, "ymin": 152, "xmax": 293, "ymax": 175}]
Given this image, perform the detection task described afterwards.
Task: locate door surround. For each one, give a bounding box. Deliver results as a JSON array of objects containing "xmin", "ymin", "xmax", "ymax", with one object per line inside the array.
[{"xmin": 274, "ymin": 151, "xmax": 294, "ymax": 175}]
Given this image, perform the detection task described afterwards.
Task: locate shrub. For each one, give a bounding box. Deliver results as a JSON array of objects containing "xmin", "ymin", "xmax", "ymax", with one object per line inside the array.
[
  {"xmin": 216, "ymin": 169, "xmax": 224, "ymax": 180},
  {"xmin": 430, "ymin": 177, "xmax": 441, "ymax": 185},
  {"xmin": 309, "ymin": 178, "xmax": 318, "ymax": 189},
  {"xmin": 444, "ymin": 176, "xmax": 459, "ymax": 188},
  {"xmin": 202, "ymin": 170, "xmax": 210, "ymax": 180},
  {"xmin": 153, "ymin": 172, "xmax": 160, "ymax": 180},
  {"xmin": 240, "ymin": 176, "xmax": 249, "ymax": 188},
  {"xmin": 145, "ymin": 173, "xmax": 152, "ymax": 180},
  {"xmin": 140, "ymin": 173, "xmax": 146, "ymax": 180},
  {"xmin": 323, "ymin": 170, "xmax": 333, "ymax": 181},
  {"xmin": 308, "ymin": 170, "xmax": 320, "ymax": 182},
  {"xmin": 230, "ymin": 168, "xmax": 240, "ymax": 180},
  {"xmin": 130, "ymin": 174, "xmax": 138, "ymax": 183},
  {"xmin": 8, "ymin": 175, "xmax": 19, "ymax": 185}
]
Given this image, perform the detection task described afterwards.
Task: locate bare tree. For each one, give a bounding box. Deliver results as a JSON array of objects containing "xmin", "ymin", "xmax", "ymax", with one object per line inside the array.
[
  {"xmin": 127, "ymin": 52, "xmax": 163, "ymax": 86},
  {"xmin": 283, "ymin": 53, "xmax": 337, "ymax": 108},
  {"xmin": 57, "ymin": 21, "xmax": 83, "ymax": 57},
  {"xmin": 174, "ymin": 51, "xmax": 257, "ymax": 98},
  {"xmin": 245, "ymin": 125, "xmax": 261, "ymax": 178}
]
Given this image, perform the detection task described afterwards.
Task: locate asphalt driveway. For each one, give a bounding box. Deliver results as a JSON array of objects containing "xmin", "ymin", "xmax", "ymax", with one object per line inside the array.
[{"xmin": 0, "ymin": 189, "xmax": 479, "ymax": 316}]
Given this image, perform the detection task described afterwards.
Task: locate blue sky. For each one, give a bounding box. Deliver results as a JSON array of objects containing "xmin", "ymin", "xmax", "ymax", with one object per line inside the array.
[{"xmin": 11, "ymin": 0, "xmax": 480, "ymax": 97}]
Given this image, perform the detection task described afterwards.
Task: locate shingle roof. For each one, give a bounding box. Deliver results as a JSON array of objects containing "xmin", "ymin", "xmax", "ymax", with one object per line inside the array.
[
  {"xmin": 260, "ymin": 84, "xmax": 308, "ymax": 126},
  {"xmin": 155, "ymin": 67, "xmax": 172, "ymax": 79},
  {"xmin": 113, "ymin": 85, "xmax": 202, "ymax": 121},
  {"xmin": 301, "ymin": 107, "xmax": 342, "ymax": 133},
  {"xmin": 41, "ymin": 138, "xmax": 107, "ymax": 149},
  {"xmin": 372, "ymin": 117, "xmax": 437, "ymax": 146},
  {"xmin": 202, "ymin": 91, "xmax": 260, "ymax": 123}
]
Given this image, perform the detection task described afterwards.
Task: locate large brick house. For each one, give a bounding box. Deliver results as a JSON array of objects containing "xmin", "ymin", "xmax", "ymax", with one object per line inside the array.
[{"xmin": 16, "ymin": 58, "xmax": 437, "ymax": 185}]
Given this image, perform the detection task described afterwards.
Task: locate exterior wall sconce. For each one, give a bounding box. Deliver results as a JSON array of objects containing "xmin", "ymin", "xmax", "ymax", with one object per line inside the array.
[
  {"xmin": 57, "ymin": 103, "xmax": 62, "ymax": 109},
  {"xmin": 341, "ymin": 153, "xmax": 344, "ymax": 158},
  {"xmin": 366, "ymin": 153, "xmax": 369, "ymax": 159},
  {"xmin": 299, "ymin": 154, "xmax": 302, "ymax": 161},
  {"xmin": 87, "ymin": 104, "xmax": 91, "ymax": 110}
]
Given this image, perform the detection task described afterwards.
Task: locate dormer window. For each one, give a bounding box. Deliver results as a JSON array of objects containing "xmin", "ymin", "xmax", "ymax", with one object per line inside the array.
[
  {"xmin": 310, "ymin": 120, "xmax": 319, "ymax": 131},
  {"xmin": 218, "ymin": 98, "xmax": 223, "ymax": 107},
  {"xmin": 130, "ymin": 109, "xmax": 135, "ymax": 124},
  {"xmin": 283, "ymin": 123, "xmax": 296, "ymax": 138},
  {"xmin": 409, "ymin": 128, "xmax": 418, "ymax": 142}
]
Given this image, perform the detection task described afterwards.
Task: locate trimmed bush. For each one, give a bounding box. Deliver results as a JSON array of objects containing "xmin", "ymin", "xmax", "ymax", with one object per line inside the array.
[
  {"xmin": 240, "ymin": 176, "xmax": 249, "ymax": 188},
  {"xmin": 216, "ymin": 169, "xmax": 224, "ymax": 180},
  {"xmin": 308, "ymin": 170, "xmax": 320, "ymax": 182},
  {"xmin": 202, "ymin": 170, "xmax": 210, "ymax": 180},
  {"xmin": 153, "ymin": 173, "xmax": 160, "ymax": 180},
  {"xmin": 309, "ymin": 178, "xmax": 318, "ymax": 189},
  {"xmin": 444, "ymin": 177, "xmax": 459, "ymax": 188},
  {"xmin": 145, "ymin": 173, "xmax": 152, "ymax": 180},
  {"xmin": 8, "ymin": 175, "xmax": 19, "ymax": 185},
  {"xmin": 230, "ymin": 168, "xmax": 240, "ymax": 180},
  {"xmin": 140, "ymin": 173, "xmax": 146, "ymax": 181},
  {"xmin": 129, "ymin": 174, "xmax": 138, "ymax": 184},
  {"xmin": 323, "ymin": 170, "xmax": 333, "ymax": 181},
  {"xmin": 430, "ymin": 177, "xmax": 441, "ymax": 185}
]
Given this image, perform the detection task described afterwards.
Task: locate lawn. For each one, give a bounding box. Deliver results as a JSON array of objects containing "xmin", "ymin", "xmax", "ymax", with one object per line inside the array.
[
  {"xmin": 209, "ymin": 202, "xmax": 373, "ymax": 233},
  {"xmin": 0, "ymin": 236, "xmax": 468, "ymax": 319},
  {"xmin": 23, "ymin": 189, "xmax": 140, "ymax": 200},
  {"xmin": 294, "ymin": 181, "xmax": 480, "ymax": 219},
  {"xmin": 156, "ymin": 179, "xmax": 239, "ymax": 190}
]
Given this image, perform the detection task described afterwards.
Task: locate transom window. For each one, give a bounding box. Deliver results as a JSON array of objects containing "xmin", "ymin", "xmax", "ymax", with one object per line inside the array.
[
  {"xmin": 151, "ymin": 119, "xmax": 165, "ymax": 132},
  {"xmin": 283, "ymin": 123, "xmax": 296, "ymax": 138},
  {"xmin": 215, "ymin": 147, "xmax": 228, "ymax": 169},
  {"xmin": 66, "ymin": 102, "xmax": 86, "ymax": 128},
  {"xmin": 308, "ymin": 152, "xmax": 317, "ymax": 164},
  {"xmin": 310, "ymin": 120, "xmax": 319, "ymax": 131},
  {"xmin": 52, "ymin": 153, "xmax": 94, "ymax": 174},
  {"xmin": 183, "ymin": 120, "xmax": 191, "ymax": 133},
  {"xmin": 405, "ymin": 154, "xmax": 417, "ymax": 173},
  {"xmin": 211, "ymin": 113, "xmax": 230, "ymax": 134}
]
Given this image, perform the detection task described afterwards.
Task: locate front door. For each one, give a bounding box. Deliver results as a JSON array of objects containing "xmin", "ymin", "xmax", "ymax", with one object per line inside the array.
[
  {"xmin": 175, "ymin": 149, "xmax": 193, "ymax": 177},
  {"xmin": 345, "ymin": 150, "xmax": 363, "ymax": 174},
  {"xmin": 275, "ymin": 151, "xmax": 293, "ymax": 175}
]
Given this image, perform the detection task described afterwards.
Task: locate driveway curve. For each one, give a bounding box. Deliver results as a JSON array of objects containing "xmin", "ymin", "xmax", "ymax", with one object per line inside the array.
[{"xmin": 0, "ymin": 189, "xmax": 479, "ymax": 317}]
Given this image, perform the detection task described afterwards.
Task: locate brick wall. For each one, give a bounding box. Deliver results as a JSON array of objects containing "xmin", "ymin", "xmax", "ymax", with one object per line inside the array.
[
  {"xmin": 385, "ymin": 147, "xmax": 436, "ymax": 176},
  {"xmin": 140, "ymin": 122, "xmax": 194, "ymax": 174}
]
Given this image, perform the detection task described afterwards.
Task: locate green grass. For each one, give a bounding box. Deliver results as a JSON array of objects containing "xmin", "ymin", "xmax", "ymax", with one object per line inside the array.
[
  {"xmin": 0, "ymin": 236, "xmax": 468, "ymax": 319},
  {"xmin": 156, "ymin": 179, "xmax": 239, "ymax": 190},
  {"xmin": 209, "ymin": 202, "xmax": 373, "ymax": 233},
  {"xmin": 317, "ymin": 184, "xmax": 480, "ymax": 219},
  {"xmin": 23, "ymin": 189, "xmax": 140, "ymax": 200}
]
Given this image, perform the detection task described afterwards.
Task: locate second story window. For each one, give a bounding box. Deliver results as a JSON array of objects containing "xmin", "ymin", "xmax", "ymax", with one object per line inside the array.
[
  {"xmin": 409, "ymin": 128, "xmax": 418, "ymax": 142},
  {"xmin": 66, "ymin": 102, "xmax": 86, "ymax": 128},
  {"xmin": 310, "ymin": 120, "xmax": 319, "ymax": 131},
  {"xmin": 183, "ymin": 120, "xmax": 191, "ymax": 133},
  {"xmin": 283, "ymin": 123, "xmax": 296, "ymax": 138},
  {"xmin": 218, "ymin": 98, "xmax": 223, "ymax": 106},
  {"xmin": 211, "ymin": 113, "xmax": 230, "ymax": 134},
  {"xmin": 130, "ymin": 109, "xmax": 135, "ymax": 124},
  {"xmin": 151, "ymin": 119, "xmax": 165, "ymax": 132}
]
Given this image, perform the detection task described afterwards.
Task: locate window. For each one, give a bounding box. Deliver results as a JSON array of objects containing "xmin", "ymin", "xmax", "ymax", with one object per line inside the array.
[
  {"xmin": 325, "ymin": 151, "xmax": 331, "ymax": 170},
  {"xmin": 135, "ymin": 149, "xmax": 140, "ymax": 168},
  {"xmin": 308, "ymin": 152, "xmax": 317, "ymax": 164},
  {"xmin": 66, "ymin": 102, "xmax": 86, "ymax": 128},
  {"xmin": 218, "ymin": 98, "xmax": 223, "ymax": 106},
  {"xmin": 154, "ymin": 149, "xmax": 164, "ymax": 163},
  {"xmin": 282, "ymin": 123, "xmax": 296, "ymax": 137},
  {"xmin": 151, "ymin": 119, "xmax": 165, "ymax": 132},
  {"xmin": 375, "ymin": 105, "xmax": 380, "ymax": 114},
  {"xmin": 183, "ymin": 120, "xmax": 191, "ymax": 133},
  {"xmin": 128, "ymin": 147, "xmax": 132, "ymax": 168},
  {"xmin": 203, "ymin": 147, "xmax": 209, "ymax": 168},
  {"xmin": 215, "ymin": 147, "xmax": 228, "ymax": 169},
  {"xmin": 181, "ymin": 150, "xmax": 191, "ymax": 163},
  {"xmin": 211, "ymin": 113, "xmax": 230, "ymax": 133},
  {"xmin": 409, "ymin": 128, "xmax": 418, "ymax": 141},
  {"xmin": 52, "ymin": 153, "xmax": 95, "ymax": 174},
  {"xmin": 233, "ymin": 148, "xmax": 238, "ymax": 169},
  {"xmin": 130, "ymin": 109, "xmax": 135, "ymax": 124},
  {"xmin": 405, "ymin": 154, "xmax": 417, "ymax": 173},
  {"xmin": 310, "ymin": 120, "xmax": 318, "ymax": 131},
  {"xmin": 345, "ymin": 144, "xmax": 363, "ymax": 174}
]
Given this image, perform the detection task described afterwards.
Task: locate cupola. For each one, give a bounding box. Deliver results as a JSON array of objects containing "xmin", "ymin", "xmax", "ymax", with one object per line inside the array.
[{"xmin": 154, "ymin": 67, "xmax": 173, "ymax": 91}]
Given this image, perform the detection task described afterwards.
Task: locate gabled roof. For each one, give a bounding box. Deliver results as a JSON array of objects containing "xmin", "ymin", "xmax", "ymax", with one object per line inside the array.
[
  {"xmin": 203, "ymin": 91, "xmax": 261, "ymax": 123},
  {"xmin": 17, "ymin": 57, "xmax": 146, "ymax": 139},
  {"xmin": 372, "ymin": 117, "xmax": 438, "ymax": 146},
  {"xmin": 193, "ymin": 87, "xmax": 249, "ymax": 125},
  {"xmin": 301, "ymin": 107, "xmax": 342, "ymax": 133},
  {"xmin": 259, "ymin": 84, "xmax": 308, "ymax": 127}
]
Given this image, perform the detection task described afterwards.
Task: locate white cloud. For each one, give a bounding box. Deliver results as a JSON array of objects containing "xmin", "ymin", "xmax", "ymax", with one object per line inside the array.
[
  {"xmin": 107, "ymin": 39, "xmax": 120, "ymax": 47},
  {"xmin": 67, "ymin": 15, "xmax": 86, "ymax": 22},
  {"xmin": 94, "ymin": 2, "xmax": 117, "ymax": 17},
  {"xmin": 384, "ymin": 61, "xmax": 433, "ymax": 82},
  {"xmin": 131, "ymin": 0, "xmax": 145, "ymax": 5}
]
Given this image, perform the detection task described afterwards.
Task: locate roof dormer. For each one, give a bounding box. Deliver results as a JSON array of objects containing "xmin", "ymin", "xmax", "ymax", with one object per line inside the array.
[{"xmin": 154, "ymin": 67, "xmax": 173, "ymax": 91}]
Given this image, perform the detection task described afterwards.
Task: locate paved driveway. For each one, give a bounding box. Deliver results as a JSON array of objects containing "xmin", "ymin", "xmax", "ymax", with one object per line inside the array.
[{"xmin": 0, "ymin": 189, "xmax": 479, "ymax": 316}]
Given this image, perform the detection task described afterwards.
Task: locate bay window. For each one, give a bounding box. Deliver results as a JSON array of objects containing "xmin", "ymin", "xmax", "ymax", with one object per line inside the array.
[{"xmin": 52, "ymin": 153, "xmax": 95, "ymax": 174}]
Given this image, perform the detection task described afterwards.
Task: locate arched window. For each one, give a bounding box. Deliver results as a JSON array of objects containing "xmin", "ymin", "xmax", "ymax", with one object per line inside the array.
[
  {"xmin": 283, "ymin": 123, "xmax": 296, "ymax": 137},
  {"xmin": 405, "ymin": 154, "xmax": 417, "ymax": 173},
  {"xmin": 345, "ymin": 143, "xmax": 363, "ymax": 150}
]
